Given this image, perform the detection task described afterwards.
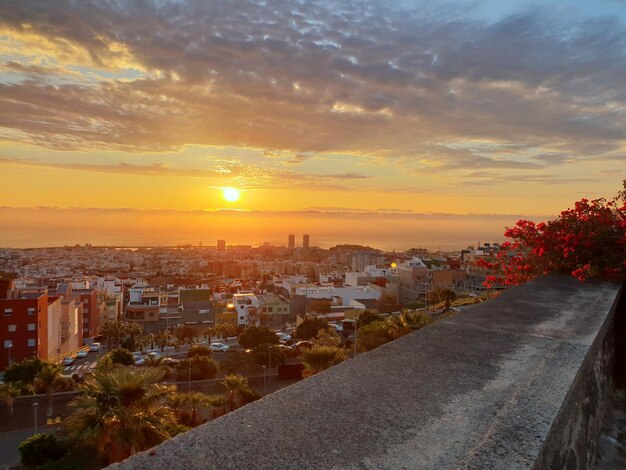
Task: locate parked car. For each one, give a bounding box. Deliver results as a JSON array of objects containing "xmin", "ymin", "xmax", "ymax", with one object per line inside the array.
[
  {"xmin": 88, "ymin": 342, "xmax": 101, "ymax": 352},
  {"xmin": 62, "ymin": 356, "xmax": 75, "ymax": 366},
  {"xmin": 132, "ymin": 352, "xmax": 145, "ymax": 366},
  {"xmin": 210, "ymin": 342, "xmax": 230, "ymax": 352},
  {"xmin": 146, "ymin": 351, "xmax": 161, "ymax": 361},
  {"xmin": 161, "ymin": 357, "xmax": 180, "ymax": 366},
  {"xmin": 276, "ymin": 332, "xmax": 292, "ymax": 342},
  {"xmin": 76, "ymin": 349, "xmax": 88, "ymax": 359},
  {"xmin": 292, "ymin": 340, "xmax": 313, "ymax": 351}
]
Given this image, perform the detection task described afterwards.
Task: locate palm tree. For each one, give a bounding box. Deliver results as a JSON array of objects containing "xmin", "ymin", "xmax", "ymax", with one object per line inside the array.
[
  {"xmin": 0, "ymin": 384, "xmax": 16, "ymax": 415},
  {"xmin": 166, "ymin": 392, "xmax": 188, "ymax": 421},
  {"xmin": 221, "ymin": 374, "xmax": 249, "ymax": 411},
  {"xmin": 208, "ymin": 395, "xmax": 228, "ymax": 418},
  {"xmin": 63, "ymin": 367, "xmax": 176, "ymax": 465},
  {"xmin": 35, "ymin": 363, "xmax": 62, "ymax": 417},
  {"xmin": 186, "ymin": 392, "xmax": 210, "ymax": 425}
]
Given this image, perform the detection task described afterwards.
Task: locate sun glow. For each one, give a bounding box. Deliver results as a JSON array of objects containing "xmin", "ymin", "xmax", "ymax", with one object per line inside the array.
[{"xmin": 222, "ymin": 187, "xmax": 240, "ymax": 202}]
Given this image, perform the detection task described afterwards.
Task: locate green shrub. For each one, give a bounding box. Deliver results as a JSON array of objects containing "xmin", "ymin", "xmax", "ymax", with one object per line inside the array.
[
  {"xmin": 187, "ymin": 345, "xmax": 212, "ymax": 358},
  {"xmin": 109, "ymin": 348, "xmax": 134, "ymax": 366},
  {"xmin": 176, "ymin": 356, "xmax": 219, "ymax": 381},
  {"xmin": 238, "ymin": 326, "xmax": 279, "ymax": 349},
  {"xmin": 19, "ymin": 433, "xmax": 65, "ymax": 467},
  {"xmin": 4, "ymin": 358, "xmax": 44, "ymax": 384}
]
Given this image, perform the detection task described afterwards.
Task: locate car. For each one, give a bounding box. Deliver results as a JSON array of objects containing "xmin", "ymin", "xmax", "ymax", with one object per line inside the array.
[
  {"xmin": 276, "ymin": 332, "xmax": 292, "ymax": 342},
  {"xmin": 328, "ymin": 323, "xmax": 343, "ymax": 333},
  {"xmin": 160, "ymin": 357, "xmax": 180, "ymax": 366},
  {"xmin": 132, "ymin": 352, "xmax": 145, "ymax": 366},
  {"xmin": 146, "ymin": 351, "xmax": 161, "ymax": 361},
  {"xmin": 210, "ymin": 342, "xmax": 230, "ymax": 352},
  {"xmin": 292, "ymin": 340, "xmax": 313, "ymax": 351},
  {"xmin": 76, "ymin": 349, "xmax": 88, "ymax": 359},
  {"xmin": 88, "ymin": 342, "xmax": 101, "ymax": 352},
  {"xmin": 62, "ymin": 356, "xmax": 75, "ymax": 366}
]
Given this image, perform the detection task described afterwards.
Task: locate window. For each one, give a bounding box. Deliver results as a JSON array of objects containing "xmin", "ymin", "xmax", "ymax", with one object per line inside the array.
[
  {"xmin": 28, "ymin": 323, "xmax": 36, "ymax": 331},
  {"xmin": 8, "ymin": 324, "xmax": 16, "ymax": 332},
  {"xmin": 4, "ymin": 308, "xmax": 12, "ymax": 316},
  {"xmin": 240, "ymin": 316, "xmax": 244, "ymax": 320},
  {"xmin": 83, "ymin": 318, "xmax": 88, "ymax": 324},
  {"xmin": 27, "ymin": 307, "xmax": 36, "ymax": 315},
  {"xmin": 27, "ymin": 339, "xmax": 36, "ymax": 347},
  {"xmin": 83, "ymin": 327, "xmax": 89, "ymax": 333},
  {"xmin": 4, "ymin": 340, "xmax": 12, "ymax": 348}
]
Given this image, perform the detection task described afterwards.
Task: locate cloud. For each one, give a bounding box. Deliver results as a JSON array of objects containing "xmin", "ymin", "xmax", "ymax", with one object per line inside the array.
[{"xmin": 0, "ymin": 0, "xmax": 625, "ymax": 174}]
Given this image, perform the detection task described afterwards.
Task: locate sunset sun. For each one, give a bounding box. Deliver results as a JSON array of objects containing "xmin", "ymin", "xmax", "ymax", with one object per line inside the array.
[{"xmin": 222, "ymin": 187, "xmax": 240, "ymax": 202}]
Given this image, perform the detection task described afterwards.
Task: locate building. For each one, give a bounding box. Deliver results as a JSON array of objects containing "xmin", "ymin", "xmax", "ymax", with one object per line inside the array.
[
  {"xmin": 232, "ymin": 292, "xmax": 260, "ymax": 326},
  {"xmin": 288, "ymin": 234, "xmax": 295, "ymax": 249},
  {"xmin": 217, "ymin": 240, "xmax": 226, "ymax": 251},
  {"xmin": 0, "ymin": 279, "xmax": 82, "ymax": 369},
  {"xmin": 303, "ymin": 234, "xmax": 310, "ymax": 250},
  {"xmin": 125, "ymin": 287, "xmax": 166, "ymax": 333},
  {"xmin": 257, "ymin": 294, "xmax": 291, "ymax": 328}
]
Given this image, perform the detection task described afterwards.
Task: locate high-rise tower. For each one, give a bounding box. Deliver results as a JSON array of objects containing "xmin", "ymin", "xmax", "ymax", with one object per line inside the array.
[
  {"xmin": 288, "ymin": 234, "xmax": 295, "ymax": 249},
  {"xmin": 303, "ymin": 234, "xmax": 310, "ymax": 250}
]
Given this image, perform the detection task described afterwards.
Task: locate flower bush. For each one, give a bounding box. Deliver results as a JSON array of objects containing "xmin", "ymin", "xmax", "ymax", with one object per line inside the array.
[{"xmin": 478, "ymin": 181, "xmax": 626, "ymax": 287}]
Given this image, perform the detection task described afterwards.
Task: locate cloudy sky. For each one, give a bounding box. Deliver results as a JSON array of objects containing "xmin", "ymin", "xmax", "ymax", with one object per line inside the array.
[{"xmin": 1, "ymin": 0, "xmax": 625, "ymax": 248}]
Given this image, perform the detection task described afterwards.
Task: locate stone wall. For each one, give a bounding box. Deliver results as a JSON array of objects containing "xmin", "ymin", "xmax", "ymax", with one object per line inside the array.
[{"xmin": 111, "ymin": 274, "xmax": 623, "ymax": 470}]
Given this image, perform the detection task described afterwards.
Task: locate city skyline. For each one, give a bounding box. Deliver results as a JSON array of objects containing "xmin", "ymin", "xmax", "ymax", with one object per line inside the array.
[{"xmin": 1, "ymin": 0, "xmax": 625, "ymax": 247}]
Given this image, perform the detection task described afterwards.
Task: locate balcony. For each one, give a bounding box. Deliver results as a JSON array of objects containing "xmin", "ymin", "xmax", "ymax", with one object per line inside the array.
[{"xmin": 110, "ymin": 274, "xmax": 623, "ymax": 469}]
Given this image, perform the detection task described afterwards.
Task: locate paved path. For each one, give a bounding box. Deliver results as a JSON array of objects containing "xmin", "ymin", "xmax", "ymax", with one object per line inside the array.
[{"xmin": 0, "ymin": 426, "xmax": 56, "ymax": 469}]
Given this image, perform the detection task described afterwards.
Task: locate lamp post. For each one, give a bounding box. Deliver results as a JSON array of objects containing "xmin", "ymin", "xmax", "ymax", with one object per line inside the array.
[
  {"xmin": 262, "ymin": 365, "xmax": 267, "ymax": 393},
  {"xmin": 187, "ymin": 359, "xmax": 191, "ymax": 393},
  {"xmin": 268, "ymin": 346, "xmax": 272, "ymax": 384},
  {"xmin": 32, "ymin": 402, "xmax": 39, "ymax": 434}
]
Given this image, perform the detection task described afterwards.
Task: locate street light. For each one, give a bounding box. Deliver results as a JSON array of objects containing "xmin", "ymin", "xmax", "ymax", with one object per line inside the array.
[
  {"xmin": 187, "ymin": 359, "xmax": 191, "ymax": 393},
  {"xmin": 262, "ymin": 365, "xmax": 267, "ymax": 393},
  {"xmin": 32, "ymin": 402, "xmax": 39, "ymax": 434}
]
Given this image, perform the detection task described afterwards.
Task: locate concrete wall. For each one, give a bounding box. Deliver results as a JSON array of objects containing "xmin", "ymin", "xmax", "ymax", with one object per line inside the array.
[{"xmin": 111, "ymin": 274, "xmax": 623, "ymax": 470}]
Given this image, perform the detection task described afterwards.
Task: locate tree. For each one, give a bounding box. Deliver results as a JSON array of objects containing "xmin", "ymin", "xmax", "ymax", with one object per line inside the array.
[
  {"xmin": 3, "ymin": 357, "xmax": 44, "ymax": 385},
  {"xmin": 354, "ymin": 321, "xmax": 395, "ymax": 352},
  {"xmin": 19, "ymin": 433, "xmax": 66, "ymax": 467},
  {"xmin": 250, "ymin": 344, "xmax": 286, "ymax": 368},
  {"xmin": 478, "ymin": 182, "xmax": 626, "ymax": 286},
  {"xmin": 176, "ymin": 356, "xmax": 219, "ymax": 381},
  {"xmin": 357, "ymin": 310, "xmax": 381, "ymax": 328},
  {"xmin": 0, "ymin": 383, "xmax": 18, "ymax": 415},
  {"xmin": 302, "ymin": 346, "xmax": 346, "ymax": 376},
  {"xmin": 108, "ymin": 348, "xmax": 135, "ymax": 366},
  {"xmin": 62, "ymin": 367, "xmax": 176, "ymax": 465},
  {"xmin": 308, "ymin": 299, "xmax": 331, "ymax": 316},
  {"xmin": 221, "ymin": 374, "xmax": 257, "ymax": 411},
  {"xmin": 219, "ymin": 351, "xmax": 260, "ymax": 375},
  {"xmin": 34, "ymin": 363, "xmax": 63, "ymax": 417},
  {"xmin": 312, "ymin": 328, "xmax": 342, "ymax": 348},
  {"xmin": 294, "ymin": 317, "xmax": 328, "ymax": 340},
  {"xmin": 101, "ymin": 320, "xmax": 143, "ymax": 350},
  {"xmin": 440, "ymin": 289, "xmax": 457, "ymax": 309},
  {"xmin": 377, "ymin": 292, "xmax": 397, "ymax": 314},
  {"xmin": 174, "ymin": 325, "xmax": 197, "ymax": 345},
  {"xmin": 187, "ymin": 345, "xmax": 212, "ymax": 358},
  {"xmin": 238, "ymin": 326, "xmax": 279, "ymax": 349}
]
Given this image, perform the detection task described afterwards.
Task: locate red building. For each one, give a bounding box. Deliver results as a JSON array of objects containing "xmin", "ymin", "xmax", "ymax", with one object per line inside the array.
[
  {"xmin": 0, "ymin": 279, "xmax": 48, "ymax": 371},
  {"xmin": 74, "ymin": 289, "xmax": 99, "ymax": 339}
]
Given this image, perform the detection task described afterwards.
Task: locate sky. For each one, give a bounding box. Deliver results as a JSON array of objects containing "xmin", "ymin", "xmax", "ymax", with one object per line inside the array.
[{"xmin": 0, "ymin": 0, "xmax": 625, "ymax": 249}]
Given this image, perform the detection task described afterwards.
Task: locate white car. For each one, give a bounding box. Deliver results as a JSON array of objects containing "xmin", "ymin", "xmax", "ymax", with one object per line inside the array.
[
  {"xmin": 132, "ymin": 352, "xmax": 145, "ymax": 366},
  {"xmin": 88, "ymin": 342, "xmax": 101, "ymax": 352},
  {"xmin": 276, "ymin": 332, "xmax": 292, "ymax": 342},
  {"xmin": 210, "ymin": 342, "xmax": 230, "ymax": 352},
  {"xmin": 146, "ymin": 351, "xmax": 161, "ymax": 360},
  {"xmin": 62, "ymin": 356, "xmax": 75, "ymax": 366}
]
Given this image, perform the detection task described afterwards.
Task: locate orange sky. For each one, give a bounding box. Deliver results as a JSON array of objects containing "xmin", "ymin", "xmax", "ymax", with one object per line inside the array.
[{"xmin": 1, "ymin": 1, "xmax": 625, "ymax": 248}]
